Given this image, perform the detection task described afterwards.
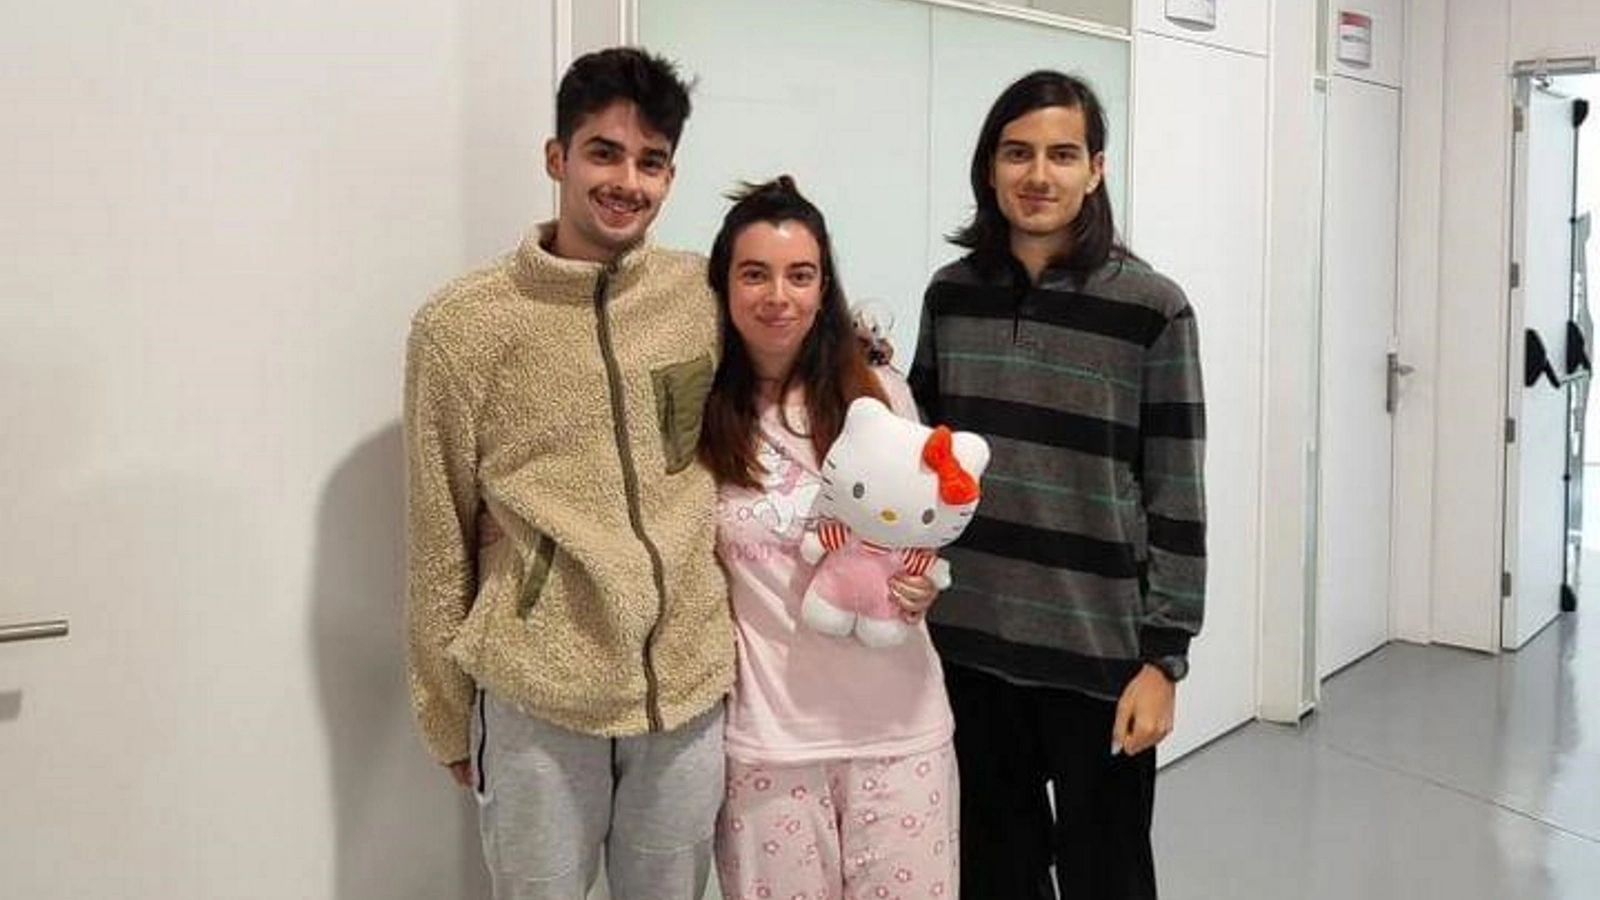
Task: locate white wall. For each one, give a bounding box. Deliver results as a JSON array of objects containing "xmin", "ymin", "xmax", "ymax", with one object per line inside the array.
[
  {"xmin": 1391, "ymin": 0, "xmax": 1446, "ymax": 644},
  {"xmin": 1510, "ymin": 0, "xmax": 1600, "ymax": 59},
  {"xmin": 1431, "ymin": 0, "xmax": 1600, "ymax": 652},
  {"xmin": 1257, "ymin": 0, "xmax": 1322, "ymax": 721},
  {"xmin": 1031, "ymin": 0, "xmax": 1133, "ymax": 29},
  {"xmin": 1431, "ymin": 0, "xmax": 1515, "ymax": 652},
  {"xmin": 1134, "ymin": 0, "xmax": 1269, "ymax": 52},
  {"xmin": 0, "ymin": 1, "xmax": 552, "ymax": 896}
]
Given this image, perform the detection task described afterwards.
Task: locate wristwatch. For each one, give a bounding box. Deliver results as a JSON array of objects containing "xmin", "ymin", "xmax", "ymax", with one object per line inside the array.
[{"xmin": 1147, "ymin": 655, "xmax": 1189, "ymax": 683}]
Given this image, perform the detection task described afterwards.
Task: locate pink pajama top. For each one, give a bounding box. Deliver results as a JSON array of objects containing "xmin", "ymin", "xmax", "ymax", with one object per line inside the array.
[{"xmin": 715, "ymin": 370, "xmax": 954, "ymax": 764}]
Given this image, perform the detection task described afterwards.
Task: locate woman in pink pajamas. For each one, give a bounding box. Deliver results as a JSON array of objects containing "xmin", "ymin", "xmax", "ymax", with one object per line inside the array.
[{"xmin": 698, "ymin": 176, "xmax": 959, "ymax": 900}]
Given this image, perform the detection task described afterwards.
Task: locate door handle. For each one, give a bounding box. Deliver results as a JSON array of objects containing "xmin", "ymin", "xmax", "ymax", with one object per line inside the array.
[
  {"xmin": 0, "ymin": 619, "xmax": 69, "ymax": 645},
  {"xmin": 1386, "ymin": 351, "xmax": 1416, "ymax": 414}
]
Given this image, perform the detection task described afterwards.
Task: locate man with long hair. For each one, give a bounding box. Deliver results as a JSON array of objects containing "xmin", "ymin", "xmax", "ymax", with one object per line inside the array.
[
  {"xmin": 910, "ymin": 70, "xmax": 1207, "ymax": 899},
  {"xmin": 403, "ymin": 48, "xmax": 732, "ymax": 899}
]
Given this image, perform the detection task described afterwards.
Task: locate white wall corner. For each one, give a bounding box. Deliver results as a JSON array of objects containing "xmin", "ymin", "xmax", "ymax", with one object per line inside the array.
[
  {"xmin": 1430, "ymin": 0, "xmax": 1513, "ymax": 652},
  {"xmin": 1390, "ymin": 0, "xmax": 1446, "ymax": 645},
  {"xmin": 1257, "ymin": 0, "xmax": 1321, "ymax": 723}
]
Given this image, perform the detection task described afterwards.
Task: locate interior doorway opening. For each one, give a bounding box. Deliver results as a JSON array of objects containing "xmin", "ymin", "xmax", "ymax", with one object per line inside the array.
[{"xmin": 1504, "ymin": 64, "xmax": 1596, "ymax": 650}]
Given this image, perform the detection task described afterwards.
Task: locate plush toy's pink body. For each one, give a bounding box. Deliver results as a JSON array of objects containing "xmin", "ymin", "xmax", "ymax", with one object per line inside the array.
[{"xmin": 807, "ymin": 522, "xmax": 936, "ymax": 621}]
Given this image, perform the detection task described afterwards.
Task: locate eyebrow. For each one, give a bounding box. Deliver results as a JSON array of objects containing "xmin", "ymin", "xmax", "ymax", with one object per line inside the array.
[
  {"xmin": 999, "ymin": 138, "xmax": 1085, "ymax": 152},
  {"xmin": 582, "ymin": 136, "xmax": 672, "ymax": 159},
  {"xmin": 582, "ymin": 136, "xmax": 625, "ymax": 154}
]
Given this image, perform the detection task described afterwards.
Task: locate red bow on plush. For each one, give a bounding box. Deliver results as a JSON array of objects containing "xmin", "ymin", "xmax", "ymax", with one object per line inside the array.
[{"xmin": 922, "ymin": 426, "xmax": 980, "ymax": 506}]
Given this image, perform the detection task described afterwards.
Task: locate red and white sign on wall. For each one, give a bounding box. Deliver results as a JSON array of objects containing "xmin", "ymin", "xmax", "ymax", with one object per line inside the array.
[{"xmin": 1337, "ymin": 10, "xmax": 1373, "ymax": 68}]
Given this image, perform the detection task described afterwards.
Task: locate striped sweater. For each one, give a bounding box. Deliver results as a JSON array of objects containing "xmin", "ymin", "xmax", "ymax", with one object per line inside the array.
[{"xmin": 909, "ymin": 254, "xmax": 1206, "ymax": 700}]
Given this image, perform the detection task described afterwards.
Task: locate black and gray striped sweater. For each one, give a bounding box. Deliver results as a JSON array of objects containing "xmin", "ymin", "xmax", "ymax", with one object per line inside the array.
[{"xmin": 909, "ymin": 253, "xmax": 1206, "ymax": 701}]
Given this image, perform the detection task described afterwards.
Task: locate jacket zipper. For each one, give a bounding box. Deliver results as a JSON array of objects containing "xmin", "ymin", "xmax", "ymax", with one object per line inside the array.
[{"xmin": 593, "ymin": 265, "xmax": 668, "ymax": 733}]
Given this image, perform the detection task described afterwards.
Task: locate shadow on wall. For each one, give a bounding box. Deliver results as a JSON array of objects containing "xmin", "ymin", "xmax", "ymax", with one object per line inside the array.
[{"xmin": 311, "ymin": 423, "xmax": 489, "ymax": 900}]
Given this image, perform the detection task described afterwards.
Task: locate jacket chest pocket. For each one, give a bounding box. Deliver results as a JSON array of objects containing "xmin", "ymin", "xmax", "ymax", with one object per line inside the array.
[{"xmin": 651, "ymin": 353, "xmax": 714, "ymax": 474}]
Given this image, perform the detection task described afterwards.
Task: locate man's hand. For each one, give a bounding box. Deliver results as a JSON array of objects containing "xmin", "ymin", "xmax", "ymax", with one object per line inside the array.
[
  {"xmin": 888, "ymin": 573, "xmax": 940, "ymax": 623},
  {"xmin": 447, "ymin": 759, "xmax": 473, "ymax": 789},
  {"xmin": 1111, "ymin": 664, "xmax": 1176, "ymax": 757}
]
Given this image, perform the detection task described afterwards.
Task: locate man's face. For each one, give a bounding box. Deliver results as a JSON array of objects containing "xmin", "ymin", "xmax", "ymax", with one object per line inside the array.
[
  {"xmin": 546, "ymin": 100, "xmax": 675, "ymax": 262},
  {"xmin": 989, "ymin": 104, "xmax": 1104, "ymax": 242}
]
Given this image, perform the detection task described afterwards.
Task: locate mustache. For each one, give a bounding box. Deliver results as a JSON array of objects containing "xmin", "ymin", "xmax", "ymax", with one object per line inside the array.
[{"xmin": 595, "ymin": 188, "xmax": 648, "ymax": 206}]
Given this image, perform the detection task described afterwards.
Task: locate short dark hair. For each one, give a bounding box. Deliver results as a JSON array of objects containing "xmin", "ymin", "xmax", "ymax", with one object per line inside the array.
[
  {"xmin": 555, "ymin": 47, "xmax": 693, "ymax": 149},
  {"xmin": 699, "ymin": 176, "xmax": 886, "ymax": 488},
  {"xmin": 950, "ymin": 70, "xmax": 1131, "ymax": 277}
]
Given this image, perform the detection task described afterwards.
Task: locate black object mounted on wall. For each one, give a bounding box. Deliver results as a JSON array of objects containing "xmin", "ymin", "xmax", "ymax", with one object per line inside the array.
[
  {"xmin": 1566, "ymin": 320, "xmax": 1592, "ymax": 375},
  {"xmin": 1526, "ymin": 328, "xmax": 1562, "ymax": 388}
]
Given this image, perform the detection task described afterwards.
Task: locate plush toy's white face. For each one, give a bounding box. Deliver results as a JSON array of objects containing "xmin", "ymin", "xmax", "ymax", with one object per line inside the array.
[{"xmin": 814, "ymin": 398, "xmax": 991, "ymax": 548}]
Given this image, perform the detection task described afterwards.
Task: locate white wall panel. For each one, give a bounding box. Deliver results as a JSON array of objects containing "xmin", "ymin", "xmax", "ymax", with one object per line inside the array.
[
  {"xmin": 1390, "ymin": 0, "xmax": 1445, "ymax": 646},
  {"xmin": 0, "ymin": 0, "xmax": 555, "ymax": 896},
  {"xmin": 1510, "ymin": 0, "xmax": 1600, "ymax": 59},
  {"xmin": 1432, "ymin": 0, "xmax": 1515, "ymax": 651},
  {"xmin": 1030, "ymin": 0, "xmax": 1133, "ymax": 29},
  {"xmin": 1135, "ymin": 0, "xmax": 1269, "ymax": 56},
  {"xmin": 1257, "ymin": 0, "xmax": 1322, "ymax": 722},
  {"xmin": 1129, "ymin": 31, "xmax": 1267, "ymax": 759}
]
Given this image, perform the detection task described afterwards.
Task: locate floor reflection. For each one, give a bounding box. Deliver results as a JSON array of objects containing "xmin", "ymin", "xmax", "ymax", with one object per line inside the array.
[{"xmin": 1156, "ymin": 564, "xmax": 1600, "ymax": 900}]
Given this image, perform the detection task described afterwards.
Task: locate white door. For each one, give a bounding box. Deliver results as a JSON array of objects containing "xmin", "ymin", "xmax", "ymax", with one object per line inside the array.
[
  {"xmin": 1503, "ymin": 82, "xmax": 1580, "ymax": 650},
  {"xmin": 0, "ymin": 4, "xmax": 503, "ymax": 897},
  {"xmin": 1316, "ymin": 77, "xmax": 1402, "ymax": 678}
]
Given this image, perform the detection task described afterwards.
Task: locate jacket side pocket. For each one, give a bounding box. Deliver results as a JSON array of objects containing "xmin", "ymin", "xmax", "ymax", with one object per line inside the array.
[
  {"xmin": 517, "ymin": 532, "xmax": 557, "ymax": 620},
  {"xmin": 651, "ymin": 353, "xmax": 714, "ymax": 475}
]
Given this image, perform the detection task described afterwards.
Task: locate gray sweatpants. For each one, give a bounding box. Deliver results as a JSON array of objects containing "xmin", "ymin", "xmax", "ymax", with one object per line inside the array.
[{"xmin": 471, "ymin": 691, "xmax": 725, "ymax": 900}]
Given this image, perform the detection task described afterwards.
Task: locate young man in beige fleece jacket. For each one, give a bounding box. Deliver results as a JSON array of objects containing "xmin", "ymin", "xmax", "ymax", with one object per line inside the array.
[{"xmin": 403, "ymin": 47, "xmax": 733, "ymax": 900}]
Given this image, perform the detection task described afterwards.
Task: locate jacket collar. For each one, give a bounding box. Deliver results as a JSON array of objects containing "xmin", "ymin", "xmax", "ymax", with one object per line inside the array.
[{"xmin": 512, "ymin": 221, "xmax": 656, "ymax": 299}]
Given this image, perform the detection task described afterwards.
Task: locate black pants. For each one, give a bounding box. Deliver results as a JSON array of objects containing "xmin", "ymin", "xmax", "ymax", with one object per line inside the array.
[{"xmin": 947, "ymin": 664, "xmax": 1157, "ymax": 900}]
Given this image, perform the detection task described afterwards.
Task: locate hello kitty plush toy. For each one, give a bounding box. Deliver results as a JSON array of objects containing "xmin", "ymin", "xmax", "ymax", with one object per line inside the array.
[{"xmin": 799, "ymin": 397, "xmax": 991, "ymax": 647}]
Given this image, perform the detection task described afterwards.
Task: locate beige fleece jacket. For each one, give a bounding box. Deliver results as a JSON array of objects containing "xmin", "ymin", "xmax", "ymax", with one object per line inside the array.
[{"xmin": 404, "ymin": 223, "xmax": 734, "ymax": 764}]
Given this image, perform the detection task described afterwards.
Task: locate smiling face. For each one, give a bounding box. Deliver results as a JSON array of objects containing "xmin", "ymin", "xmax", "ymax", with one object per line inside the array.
[
  {"xmin": 726, "ymin": 220, "xmax": 825, "ymax": 381},
  {"xmin": 990, "ymin": 104, "xmax": 1104, "ymax": 249},
  {"xmin": 545, "ymin": 99, "xmax": 675, "ymax": 262}
]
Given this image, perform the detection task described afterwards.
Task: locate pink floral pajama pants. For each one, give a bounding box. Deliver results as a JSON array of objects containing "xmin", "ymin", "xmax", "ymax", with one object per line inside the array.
[{"xmin": 714, "ymin": 743, "xmax": 959, "ymax": 900}]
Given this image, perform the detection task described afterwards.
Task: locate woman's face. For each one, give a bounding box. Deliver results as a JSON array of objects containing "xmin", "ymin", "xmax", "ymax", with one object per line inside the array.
[{"xmin": 727, "ymin": 219, "xmax": 825, "ymax": 380}]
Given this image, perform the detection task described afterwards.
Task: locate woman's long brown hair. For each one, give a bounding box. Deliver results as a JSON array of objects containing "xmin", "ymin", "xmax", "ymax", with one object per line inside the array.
[{"xmin": 698, "ymin": 176, "xmax": 886, "ymax": 489}]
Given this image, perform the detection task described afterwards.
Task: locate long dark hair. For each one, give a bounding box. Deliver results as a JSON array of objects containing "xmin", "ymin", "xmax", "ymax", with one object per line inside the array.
[
  {"xmin": 699, "ymin": 176, "xmax": 886, "ymax": 488},
  {"xmin": 950, "ymin": 70, "xmax": 1133, "ymax": 277}
]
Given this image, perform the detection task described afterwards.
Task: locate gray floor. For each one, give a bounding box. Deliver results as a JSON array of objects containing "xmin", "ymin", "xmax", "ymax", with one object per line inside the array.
[
  {"xmin": 594, "ymin": 573, "xmax": 1600, "ymax": 900},
  {"xmin": 1156, "ymin": 589, "xmax": 1600, "ymax": 898}
]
